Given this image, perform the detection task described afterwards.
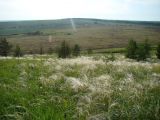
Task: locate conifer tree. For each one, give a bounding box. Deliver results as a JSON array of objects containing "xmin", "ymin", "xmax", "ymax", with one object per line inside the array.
[
  {"xmin": 156, "ymin": 43, "xmax": 160, "ymax": 59},
  {"xmin": 0, "ymin": 37, "xmax": 12, "ymax": 56},
  {"xmin": 73, "ymin": 44, "xmax": 80, "ymax": 57},
  {"xmin": 58, "ymin": 41, "xmax": 71, "ymax": 58},
  {"xmin": 126, "ymin": 39, "xmax": 137, "ymax": 59},
  {"xmin": 14, "ymin": 45, "xmax": 23, "ymax": 57}
]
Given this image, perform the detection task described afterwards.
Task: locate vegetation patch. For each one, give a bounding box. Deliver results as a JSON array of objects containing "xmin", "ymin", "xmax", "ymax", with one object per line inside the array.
[{"xmin": 0, "ymin": 54, "xmax": 160, "ymax": 119}]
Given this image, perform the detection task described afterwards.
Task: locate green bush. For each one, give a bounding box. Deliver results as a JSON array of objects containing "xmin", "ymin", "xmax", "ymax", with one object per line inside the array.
[
  {"xmin": 144, "ymin": 39, "xmax": 151, "ymax": 57},
  {"xmin": 156, "ymin": 43, "xmax": 160, "ymax": 59},
  {"xmin": 136, "ymin": 44, "xmax": 146, "ymax": 61},
  {"xmin": 126, "ymin": 39, "xmax": 151, "ymax": 61},
  {"xmin": 39, "ymin": 45, "xmax": 43, "ymax": 55},
  {"xmin": 136, "ymin": 40, "xmax": 151, "ymax": 61},
  {"xmin": 126, "ymin": 39, "xmax": 137, "ymax": 59},
  {"xmin": 0, "ymin": 37, "xmax": 12, "ymax": 56},
  {"xmin": 87, "ymin": 48, "xmax": 93, "ymax": 54},
  {"xmin": 73, "ymin": 44, "xmax": 80, "ymax": 57},
  {"xmin": 14, "ymin": 45, "xmax": 23, "ymax": 57},
  {"xmin": 58, "ymin": 41, "xmax": 71, "ymax": 58},
  {"xmin": 48, "ymin": 47, "xmax": 54, "ymax": 54}
]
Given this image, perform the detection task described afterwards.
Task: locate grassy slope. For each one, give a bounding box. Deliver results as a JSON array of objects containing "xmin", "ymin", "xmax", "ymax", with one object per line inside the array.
[
  {"xmin": 0, "ymin": 18, "xmax": 160, "ymax": 53},
  {"xmin": 0, "ymin": 54, "xmax": 160, "ymax": 119}
]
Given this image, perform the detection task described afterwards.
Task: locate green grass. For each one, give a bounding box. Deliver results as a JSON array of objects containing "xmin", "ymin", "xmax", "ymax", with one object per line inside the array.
[
  {"xmin": 0, "ymin": 59, "xmax": 76, "ymax": 120},
  {"xmin": 0, "ymin": 54, "xmax": 160, "ymax": 119}
]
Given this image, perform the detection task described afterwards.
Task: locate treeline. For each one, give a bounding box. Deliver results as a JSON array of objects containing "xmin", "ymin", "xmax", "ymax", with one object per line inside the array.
[
  {"xmin": 0, "ymin": 37, "xmax": 82, "ymax": 58},
  {"xmin": 0, "ymin": 37, "xmax": 23, "ymax": 57},
  {"xmin": 126, "ymin": 39, "xmax": 160, "ymax": 60},
  {"xmin": 26, "ymin": 31, "xmax": 43, "ymax": 36},
  {"xmin": 58, "ymin": 41, "xmax": 81, "ymax": 58},
  {"xmin": 1, "ymin": 37, "xmax": 160, "ymax": 60}
]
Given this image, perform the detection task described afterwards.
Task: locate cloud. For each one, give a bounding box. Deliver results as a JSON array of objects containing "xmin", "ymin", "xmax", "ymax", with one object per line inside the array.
[
  {"xmin": 0, "ymin": 0, "xmax": 160, "ymax": 21},
  {"xmin": 124, "ymin": 0, "xmax": 160, "ymax": 5}
]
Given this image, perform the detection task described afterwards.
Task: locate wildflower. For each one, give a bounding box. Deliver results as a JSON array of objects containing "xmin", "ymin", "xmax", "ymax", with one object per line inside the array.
[{"xmin": 65, "ymin": 77, "xmax": 88, "ymax": 92}]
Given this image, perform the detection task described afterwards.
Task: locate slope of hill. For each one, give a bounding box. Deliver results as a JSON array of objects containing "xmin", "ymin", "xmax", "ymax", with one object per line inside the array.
[{"xmin": 0, "ymin": 18, "xmax": 160, "ymax": 53}]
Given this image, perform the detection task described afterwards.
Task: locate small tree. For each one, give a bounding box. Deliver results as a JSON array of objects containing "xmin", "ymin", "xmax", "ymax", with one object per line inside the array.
[
  {"xmin": 136, "ymin": 40, "xmax": 151, "ymax": 61},
  {"xmin": 73, "ymin": 44, "xmax": 80, "ymax": 57},
  {"xmin": 87, "ymin": 48, "xmax": 93, "ymax": 54},
  {"xmin": 58, "ymin": 41, "xmax": 71, "ymax": 58},
  {"xmin": 156, "ymin": 43, "xmax": 160, "ymax": 59},
  {"xmin": 144, "ymin": 39, "xmax": 151, "ymax": 57},
  {"xmin": 126, "ymin": 39, "xmax": 137, "ymax": 59},
  {"xmin": 136, "ymin": 44, "xmax": 146, "ymax": 61},
  {"xmin": 48, "ymin": 47, "xmax": 53, "ymax": 54},
  {"xmin": 0, "ymin": 37, "xmax": 12, "ymax": 56},
  {"xmin": 14, "ymin": 45, "xmax": 23, "ymax": 57},
  {"xmin": 40, "ymin": 45, "xmax": 43, "ymax": 55}
]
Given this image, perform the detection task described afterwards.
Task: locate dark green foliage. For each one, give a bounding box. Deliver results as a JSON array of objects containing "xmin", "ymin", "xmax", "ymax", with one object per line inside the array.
[
  {"xmin": 136, "ymin": 44, "xmax": 147, "ymax": 61},
  {"xmin": 14, "ymin": 45, "xmax": 23, "ymax": 57},
  {"xmin": 27, "ymin": 31, "xmax": 42, "ymax": 35},
  {"xmin": 126, "ymin": 39, "xmax": 151, "ymax": 61},
  {"xmin": 48, "ymin": 47, "xmax": 54, "ymax": 54},
  {"xmin": 136, "ymin": 40, "xmax": 151, "ymax": 61},
  {"xmin": 0, "ymin": 37, "xmax": 12, "ymax": 56},
  {"xmin": 87, "ymin": 48, "xmax": 93, "ymax": 54},
  {"xmin": 40, "ymin": 45, "xmax": 43, "ymax": 55},
  {"xmin": 58, "ymin": 41, "xmax": 71, "ymax": 58},
  {"xmin": 144, "ymin": 39, "xmax": 151, "ymax": 57},
  {"xmin": 156, "ymin": 43, "xmax": 160, "ymax": 59},
  {"xmin": 126, "ymin": 39, "xmax": 137, "ymax": 59},
  {"xmin": 73, "ymin": 44, "xmax": 80, "ymax": 57}
]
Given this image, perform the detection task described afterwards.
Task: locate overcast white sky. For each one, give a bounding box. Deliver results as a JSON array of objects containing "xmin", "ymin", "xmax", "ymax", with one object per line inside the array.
[{"xmin": 0, "ymin": 0, "xmax": 160, "ymax": 21}]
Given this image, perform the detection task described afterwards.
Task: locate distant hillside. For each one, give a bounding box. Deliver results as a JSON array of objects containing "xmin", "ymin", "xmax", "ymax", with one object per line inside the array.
[
  {"xmin": 0, "ymin": 18, "xmax": 160, "ymax": 53},
  {"xmin": 0, "ymin": 18, "xmax": 160, "ymax": 36}
]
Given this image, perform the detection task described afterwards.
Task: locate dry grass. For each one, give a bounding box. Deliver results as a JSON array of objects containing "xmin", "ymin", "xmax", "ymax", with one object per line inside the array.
[
  {"xmin": 0, "ymin": 54, "xmax": 160, "ymax": 119},
  {"xmin": 8, "ymin": 25, "xmax": 160, "ymax": 53}
]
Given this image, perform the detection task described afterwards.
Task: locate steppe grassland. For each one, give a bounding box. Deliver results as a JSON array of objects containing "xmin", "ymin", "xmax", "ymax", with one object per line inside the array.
[
  {"xmin": 8, "ymin": 25, "xmax": 160, "ymax": 53},
  {"xmin": 0, "ymin": 54, "xmax": 160, "ymax": 119}
]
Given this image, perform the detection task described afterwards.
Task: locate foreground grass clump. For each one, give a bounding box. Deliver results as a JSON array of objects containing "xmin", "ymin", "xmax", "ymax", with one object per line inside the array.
[{"xmin": 0, "ymin": 54, "xmax": 160, "ymax": 120}]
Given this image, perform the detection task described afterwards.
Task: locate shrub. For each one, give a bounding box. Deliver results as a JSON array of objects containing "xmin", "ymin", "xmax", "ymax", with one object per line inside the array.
[
  {"xmin": 136, "ymin": 44, "xmax": 147, "ymax": 61},
  {"xmin": 126, "ymin": 39, "xmax": 137, "ymax": 59},
  {"xmin": 156, "ymin": 43, "xmax": 160, "ymax": 59},
  {"xmin": 40, "ymin": 45, "xmax": 44, "ymax": 55},
  {"xmin": 136, "ymin": 40, "xmax": 151, "ymax": 61},
  {"xmin": 87, "ymin": 48, "xmax": 93, "ymax": 54},
  {"xmin": 14, "ymin": 45, "xmax": 23, "ymax": 57},
  {"xmin": 73, "ymin": 44, "xmax": 80, "ymax": 57},
  {"xmin": 126, "ymin": 39, "xmax": 151, "ymax": 61},
  {"xmin": 48, "ymin": 47, "xmax": 54, "ymax": 54},
  {"xmin": 0, "ymin": 37, "xmax": 12, "ymax": 56},
  {"xmin": 144, "ymin": 39, "xmax": 151, "ymax": 57},
  {"xmin": 27, "ymin": 31, "xmax": 42, "ymax": 35},
  {"xmin": 58, "ymin": 41, "xmax": 71, "ymax": 58}
]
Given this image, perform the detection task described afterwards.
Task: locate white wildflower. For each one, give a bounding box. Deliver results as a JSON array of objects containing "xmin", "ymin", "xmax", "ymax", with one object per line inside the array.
[
  {"xmin": 55, "ymin": 65, "xmax": 62, "ymax": 71},
  {"xmin": 65, "ymin": 77, "xmax": 88, "ymax": 92},
  {"xmin": 78, "ymin": 95, "xmax": 91, "ymax": 104}
]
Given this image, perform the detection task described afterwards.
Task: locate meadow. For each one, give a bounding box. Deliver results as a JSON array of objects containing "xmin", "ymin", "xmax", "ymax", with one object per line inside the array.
[{"xmin": 0, "ymin": 54, "xmax": 160, "ymax": 120}]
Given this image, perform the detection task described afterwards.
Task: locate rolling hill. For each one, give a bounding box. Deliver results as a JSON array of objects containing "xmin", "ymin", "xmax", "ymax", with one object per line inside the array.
[{"xmin": 0, "ymin": 18, "xmax": 160, "ymax": 53}]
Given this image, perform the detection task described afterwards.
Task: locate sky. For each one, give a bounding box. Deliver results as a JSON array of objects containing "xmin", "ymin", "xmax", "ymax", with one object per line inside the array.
[{"xmin": 0, "ymin": 0, "xmax": 160, "ymax": 21}]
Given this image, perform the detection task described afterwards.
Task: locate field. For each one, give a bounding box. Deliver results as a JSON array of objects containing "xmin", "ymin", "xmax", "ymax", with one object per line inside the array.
[
  {"xmin": 0, "ymin": 18, "xmax": 160, "ymax": 53},
  {"xmin": 0, "ymin": 18, "xmax": 160, "ymax": 120},
  {"xmin": 0, "ymin": 54, "xmax": 160, "ymax": 120}
]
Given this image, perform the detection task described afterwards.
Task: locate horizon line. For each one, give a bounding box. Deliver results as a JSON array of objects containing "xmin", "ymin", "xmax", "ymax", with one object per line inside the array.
[{"xmin": 0, "ymin": 18, "xmax": 160, "ymax": 22}]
